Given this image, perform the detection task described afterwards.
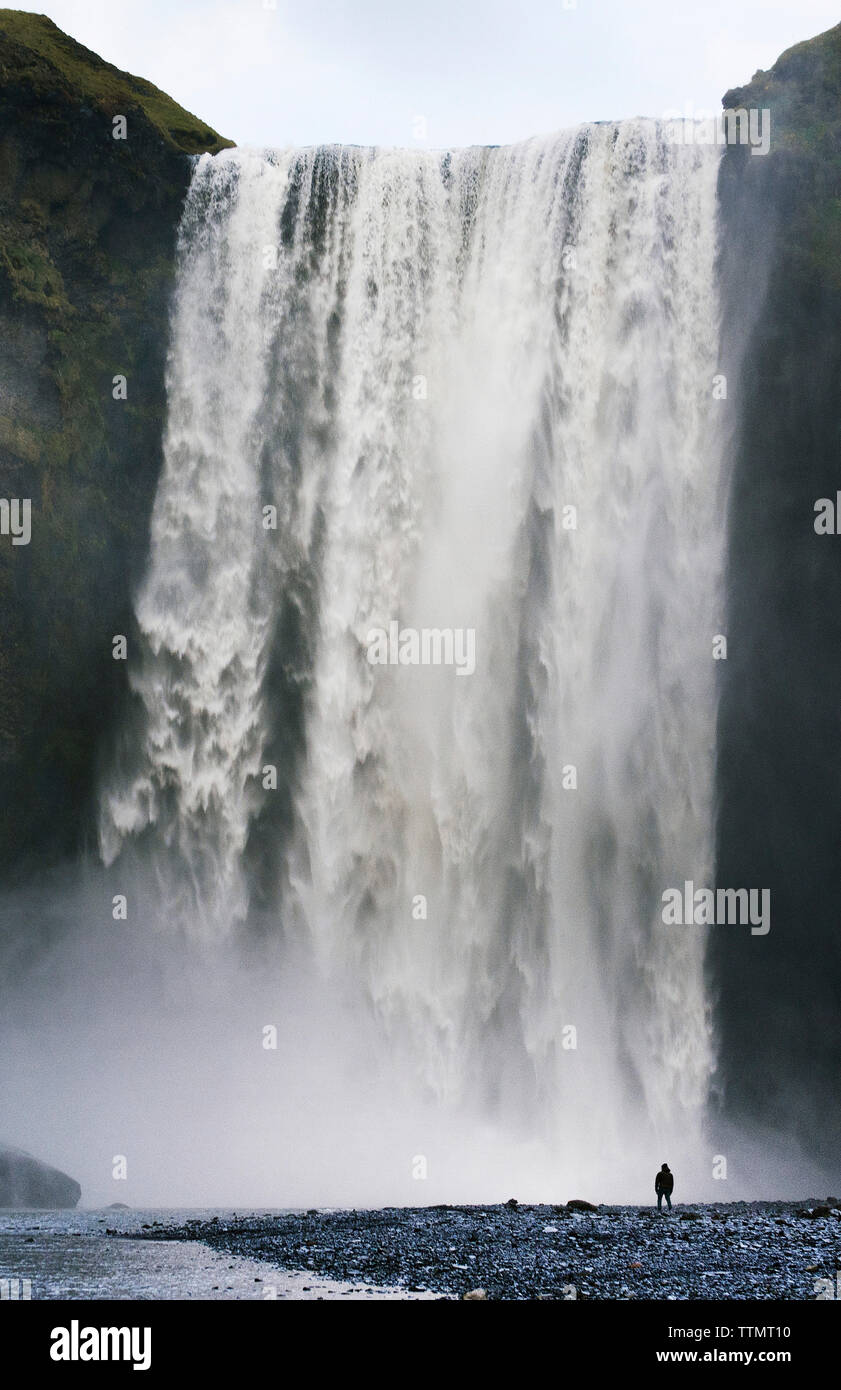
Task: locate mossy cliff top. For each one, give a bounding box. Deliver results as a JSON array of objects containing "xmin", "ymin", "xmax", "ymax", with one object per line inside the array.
[
  {"xmin": 725, "ymin": 20, "xmax": 841, "ymax": 160},
  {"xmin": 0, "ymin": 9, "xmax": 232, "ymax": 155},
  {"xmin": 723, "ymin": 21, "xmax": 841, "ymax": 290}
]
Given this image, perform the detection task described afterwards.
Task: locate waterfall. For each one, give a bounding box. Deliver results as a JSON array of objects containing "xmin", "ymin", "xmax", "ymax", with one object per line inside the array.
[{"xmin": 100, "ymin": 124, "xmax": 724, "ymax": 1188}]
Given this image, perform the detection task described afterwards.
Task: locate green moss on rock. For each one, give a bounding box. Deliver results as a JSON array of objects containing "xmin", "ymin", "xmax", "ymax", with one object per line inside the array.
[
  {"xmin": 723, "ymin": 21, "xmax": 841, "ymax": 290},
  {"xmin": 0, "ymin": 9, "xmax": 233, "ymax": 155}
]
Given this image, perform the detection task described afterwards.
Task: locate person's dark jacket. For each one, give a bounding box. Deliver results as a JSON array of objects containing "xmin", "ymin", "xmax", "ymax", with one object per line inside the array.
[{"xmin": 655, "ymin": 1166, "xmax": 674, "ymax": 1195}]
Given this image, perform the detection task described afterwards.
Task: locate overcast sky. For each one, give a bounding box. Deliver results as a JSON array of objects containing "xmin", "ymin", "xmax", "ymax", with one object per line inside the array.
[{"xmin": 15, "ymin": 0, "xmax": 841, "ymax": 148}]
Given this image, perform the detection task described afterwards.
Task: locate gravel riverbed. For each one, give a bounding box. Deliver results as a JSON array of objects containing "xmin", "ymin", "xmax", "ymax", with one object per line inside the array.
[{"xmin": 128, "ymin": 1199, "xmax": 841, "ymax": 1300}]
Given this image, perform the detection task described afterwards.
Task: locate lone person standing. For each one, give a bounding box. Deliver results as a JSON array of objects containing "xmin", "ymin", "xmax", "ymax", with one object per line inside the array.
[{"xmin": 655, "ymin": 1163, "xmax": 674, "ymax": 1212}]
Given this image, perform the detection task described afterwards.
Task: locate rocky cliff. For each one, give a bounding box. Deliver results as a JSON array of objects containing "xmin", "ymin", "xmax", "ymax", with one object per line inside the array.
[
  {"xmin": 0, "ymin": 10, "xmax": 231, "ymax": 874},
  {"xmin": 0, "ymin": 1141, "xmax": 80, "ymax": 1206},
  {"xmin": 715, "ymin": 22, "xmax": 841, "ymax": 1166}
]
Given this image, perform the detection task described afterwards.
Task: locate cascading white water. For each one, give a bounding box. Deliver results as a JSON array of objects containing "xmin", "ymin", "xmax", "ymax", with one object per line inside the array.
[{"xmin": 100, "ymin": 124, "xmax": 724, "ymax": 1193}]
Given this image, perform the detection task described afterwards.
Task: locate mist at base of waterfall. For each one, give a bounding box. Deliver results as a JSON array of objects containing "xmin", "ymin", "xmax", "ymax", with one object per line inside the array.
[{"xmin": 0, "ymin": 869, "xmax": 828, "ymax": 1210}]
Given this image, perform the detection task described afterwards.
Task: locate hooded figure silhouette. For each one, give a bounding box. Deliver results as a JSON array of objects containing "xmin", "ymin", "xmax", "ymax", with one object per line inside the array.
[{"xmin": 655, "ymin": 1163, "xmax": 674, "ymax": 1211}]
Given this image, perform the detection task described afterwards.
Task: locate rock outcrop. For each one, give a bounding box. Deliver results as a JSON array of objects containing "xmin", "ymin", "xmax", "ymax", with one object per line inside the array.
[{"xmin": 0, "ymin": 1142, "xmax": 81, "ymax": 1206}]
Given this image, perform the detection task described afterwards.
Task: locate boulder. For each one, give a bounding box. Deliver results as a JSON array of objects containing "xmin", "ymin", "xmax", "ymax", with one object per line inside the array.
[
  {"xmin": 0, "ymin": 1144, "xmax": 81, "ymax": 1208},
  {"xmin": 567, "ymin": 1198, "xmax": 598, "ymax": 1212},
  {"xmin": 462, "ymin": 1288, "xmax": 488, "ymax": 1300}
]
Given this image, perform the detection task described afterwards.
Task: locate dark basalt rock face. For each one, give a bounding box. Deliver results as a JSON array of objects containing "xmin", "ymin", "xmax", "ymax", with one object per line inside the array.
[
  {"xmin": 0, "ymin": 10, "xmax": 232, "ymax": 879},
  {"xmin": 0, "ymin": 1142, "xmax": 81, "ymax": 1207},
  {"xmin": 715, "ymin": 23, "xmax": 841, "ymax": 1170}
]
